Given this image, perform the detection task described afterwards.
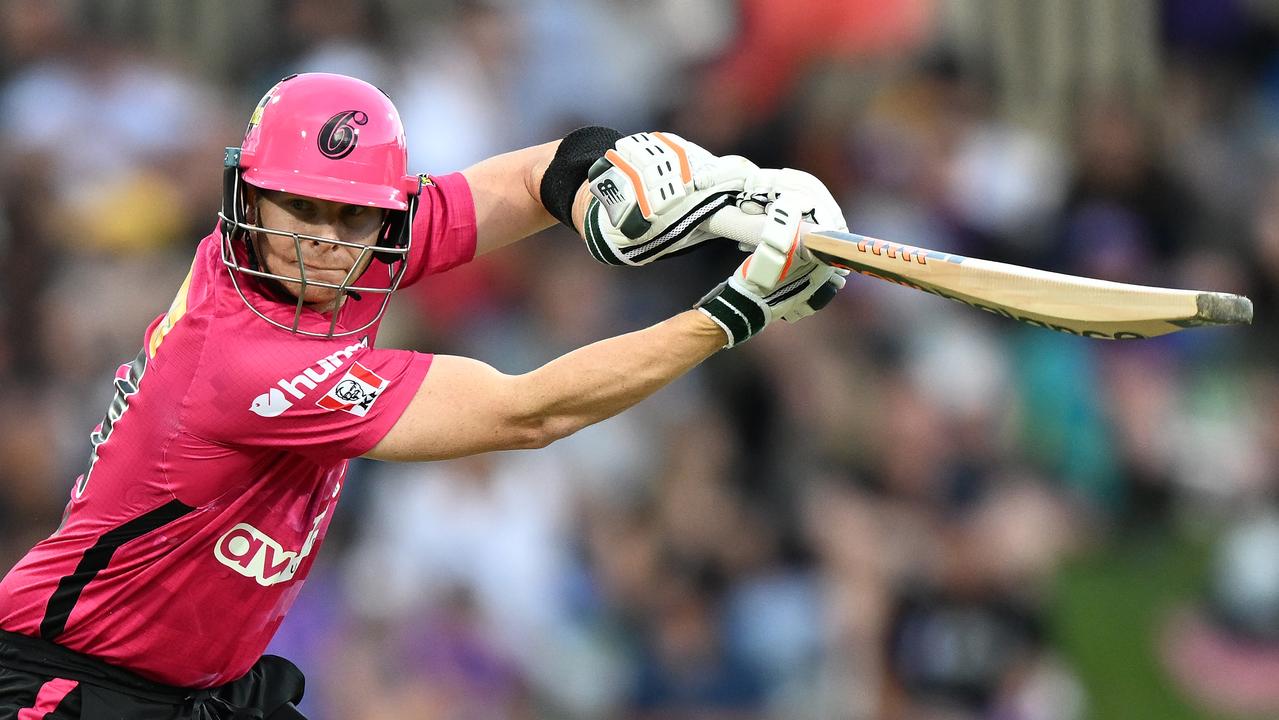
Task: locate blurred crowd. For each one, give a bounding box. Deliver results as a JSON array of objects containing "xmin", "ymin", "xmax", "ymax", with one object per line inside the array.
[{"xmin": 3, "ymin": 0, "xmax": 1279, "ymax": 718}]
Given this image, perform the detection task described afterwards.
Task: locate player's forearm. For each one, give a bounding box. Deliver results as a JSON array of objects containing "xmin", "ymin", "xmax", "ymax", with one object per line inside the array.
[
  {"xmin": 514, "ymin": 310, "xmax": 724, "ymax": 443},
  {"xmin": 462, "ymin": 141, "xmax": 562, "ymax": 256}
]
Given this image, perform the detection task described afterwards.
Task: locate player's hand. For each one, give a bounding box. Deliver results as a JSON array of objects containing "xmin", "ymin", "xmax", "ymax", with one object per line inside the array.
[
  {"xmin": 583, "ymin": 131, "xmax": 758, "ymax": 265},
  {"xmin": 695, "ymin": 199, "xmax": 847, "ymax": 347},
  {"xmin": 735, "ymin": 167, "xmax": 848, "ymax": 236}
]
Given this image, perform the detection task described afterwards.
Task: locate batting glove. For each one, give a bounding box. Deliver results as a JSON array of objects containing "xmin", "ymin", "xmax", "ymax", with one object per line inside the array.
[
  {"xmin": 584, "ymin": 132, "xmax": 758, "ymax": 266},
  {"xmin": 735, "ymin": 168, "xmax": 848, "ymax": 244},
  {"xmin": 695, "ymin": 200, "xmax": 847, "ymax": 348}
]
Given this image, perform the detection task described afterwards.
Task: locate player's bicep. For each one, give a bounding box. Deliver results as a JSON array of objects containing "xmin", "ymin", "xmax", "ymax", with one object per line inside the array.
[{"xmin": 363, "ymin": 354, "xmax": 541, "ymax": 462}]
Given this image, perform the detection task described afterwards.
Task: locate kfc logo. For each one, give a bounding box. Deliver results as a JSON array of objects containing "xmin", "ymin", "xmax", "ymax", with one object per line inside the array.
[
  {"xmin": 317, "ymin": 362, "xmax": 387, "ymax": 416},
  {"xmin": 332, "ymin": 379, "xmax": 366, "ymax": 403}
]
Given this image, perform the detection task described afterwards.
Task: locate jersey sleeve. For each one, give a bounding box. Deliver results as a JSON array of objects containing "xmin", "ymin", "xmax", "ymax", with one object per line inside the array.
[
  {"xmin": 401, "ymin": 172, "xmax": 478, "ymax": 288},
  {"xmin": 189, "ymin": 335, "xmax": 433, "ymax": 466}
]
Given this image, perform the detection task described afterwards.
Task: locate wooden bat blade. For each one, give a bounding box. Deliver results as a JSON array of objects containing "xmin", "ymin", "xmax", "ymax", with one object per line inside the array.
[
  {"xmin": 802, "ymin": 229, "xmax": 1253, "ymax": 339},
  {"xmin": 700, "ymin": 211, "xmax": 1252, "ymax": 339}
]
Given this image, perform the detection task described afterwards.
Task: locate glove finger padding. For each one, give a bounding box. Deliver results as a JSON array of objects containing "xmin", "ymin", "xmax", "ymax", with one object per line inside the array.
[
  {"xmin": 585, "ymin": 132, "xmax": 758, "ymax": 266},
  {"xmin": 696, "ymin": 201, "xmax": 845, "ymax": 347},
  {"xmin": 737, "ymin": 168, "xmax": 848, "ymax": 232}
]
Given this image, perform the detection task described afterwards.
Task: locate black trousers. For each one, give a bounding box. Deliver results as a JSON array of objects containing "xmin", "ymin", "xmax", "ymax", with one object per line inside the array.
[{"xmin": 0, "ymin": 631, "xmax": 306, "ymax": 720}]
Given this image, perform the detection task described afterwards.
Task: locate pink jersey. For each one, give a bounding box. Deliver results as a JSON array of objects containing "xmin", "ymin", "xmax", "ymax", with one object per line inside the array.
[{"xmin": 0, "ymin": 173, "xmax": 476, "ymax": 688}]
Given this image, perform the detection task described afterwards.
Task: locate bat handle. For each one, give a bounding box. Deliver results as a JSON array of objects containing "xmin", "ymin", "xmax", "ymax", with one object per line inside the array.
[{"xmin": 704, "ymin": 209, "xmax": 768, "ymax": 247}]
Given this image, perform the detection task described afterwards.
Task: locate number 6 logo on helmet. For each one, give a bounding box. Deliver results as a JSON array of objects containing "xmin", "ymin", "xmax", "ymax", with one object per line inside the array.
[
  {"xmin": 317, "ymin": 110, "xmax": 369, "ymax": 159},
  {"xmin": 219, "ymin": 73, "xmax": 423, "ymax": 338}
]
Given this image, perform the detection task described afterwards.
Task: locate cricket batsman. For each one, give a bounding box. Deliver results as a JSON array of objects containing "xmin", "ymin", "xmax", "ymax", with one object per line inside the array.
[{"xmin": 0, "ymin": 73, "xmax": 847, "ymax": 719}]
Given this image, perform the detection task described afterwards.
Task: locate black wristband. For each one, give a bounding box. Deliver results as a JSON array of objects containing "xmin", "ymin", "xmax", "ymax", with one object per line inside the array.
[
  {"xmin": 695, "ymin": 281, "xmax": 768, "ymax": 348},
  {"xmin": 539, "ymin": 126, "xmax": 623, "ymax": 229}
]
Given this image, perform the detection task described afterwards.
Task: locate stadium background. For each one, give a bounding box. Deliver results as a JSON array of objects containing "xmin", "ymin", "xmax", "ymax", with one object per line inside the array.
[{"xmin": 1, "ymin": 0, "xmax": 1277, "ymax": 717}]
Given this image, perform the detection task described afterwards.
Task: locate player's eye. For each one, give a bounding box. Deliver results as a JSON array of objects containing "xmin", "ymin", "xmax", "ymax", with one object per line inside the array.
[
  {"xmin": 342, "ymin": 206, "xmax": 384, "ymax": 233},
  {"xmin": 288, "ymin": 198, "xmax": 314, "ymax": 213}
]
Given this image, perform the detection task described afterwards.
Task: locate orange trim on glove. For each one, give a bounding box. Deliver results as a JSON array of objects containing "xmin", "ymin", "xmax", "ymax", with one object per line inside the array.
[
  {"xmin": 653, "ymin": 132, "xmax": 693, "ymax": 184},
  {"xmin": 778, "ymin": 225, "xmax": 801, "ymax": 279},
  {"xmin": 604, "ymin": 149, "xmax": 650, "ymax": 218}
]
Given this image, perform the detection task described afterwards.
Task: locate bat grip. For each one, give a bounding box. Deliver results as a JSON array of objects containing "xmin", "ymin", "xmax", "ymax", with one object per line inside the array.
[{"xmin": 704, "ymin": 209, "xmax": 768, "ymax": 247}]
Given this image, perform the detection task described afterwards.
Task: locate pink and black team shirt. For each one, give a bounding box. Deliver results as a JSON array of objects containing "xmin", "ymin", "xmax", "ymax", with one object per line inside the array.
[{"xmin": 0, "ymin": 173, "xmax": 476, "ymax": 689}]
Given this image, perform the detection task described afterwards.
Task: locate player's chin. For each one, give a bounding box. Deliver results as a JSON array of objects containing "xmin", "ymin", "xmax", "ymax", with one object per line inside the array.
[
  {"xmin": 274, "ymin": 279, "xmax": 342, "ymax": 308},
  {"xmin": 299, "ymin": 286, "xmax": 343, "ymax": 309}
]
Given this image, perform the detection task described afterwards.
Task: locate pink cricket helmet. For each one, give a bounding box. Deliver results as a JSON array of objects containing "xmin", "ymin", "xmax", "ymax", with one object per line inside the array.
[
  {"xmin": 220, "ymin": 72, "xmax": 422, "ymax": 337},
  {"xmin": 239, "ymin": 72, "xmax": 420, "ymax": 209}
]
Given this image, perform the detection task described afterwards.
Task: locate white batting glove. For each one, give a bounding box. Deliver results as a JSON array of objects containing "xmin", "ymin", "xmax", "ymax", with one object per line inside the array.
[
  {"xmin": 736, "ymin": 168, "xmax": 848, "ymax": 239},
  {"xmin": 584, "ymin": 132, "xmax": 758, "ymax": 266},
  {"xmin": 695, "ymin": 200, "xmax": 846, "ymax": 347}
]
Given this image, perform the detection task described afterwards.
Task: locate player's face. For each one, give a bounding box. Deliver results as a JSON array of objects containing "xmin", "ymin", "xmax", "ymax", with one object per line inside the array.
[{"xmin": 249, "ymin": 189, "xmax": 386, "ymax": 310}]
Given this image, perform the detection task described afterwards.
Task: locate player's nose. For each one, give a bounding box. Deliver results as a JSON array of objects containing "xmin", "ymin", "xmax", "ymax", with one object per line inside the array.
[{"xmin": 297, "ymin": 223, "xmax": 344, "ymax": 248}]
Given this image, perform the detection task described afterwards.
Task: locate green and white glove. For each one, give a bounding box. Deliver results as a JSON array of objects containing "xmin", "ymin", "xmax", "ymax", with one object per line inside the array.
[
  {"xmin": 695, "ymin": 200, "xmax": 847, "ymax": 348},
  {"xmin": 584, "ymin": 131, "xmax": 758, "ymax": 266}
]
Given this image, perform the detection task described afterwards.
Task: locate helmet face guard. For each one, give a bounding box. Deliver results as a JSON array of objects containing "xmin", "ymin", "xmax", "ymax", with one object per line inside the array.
[{"xmin": 218, "ymin": 73, "xmax": 422, "ymax": 338}]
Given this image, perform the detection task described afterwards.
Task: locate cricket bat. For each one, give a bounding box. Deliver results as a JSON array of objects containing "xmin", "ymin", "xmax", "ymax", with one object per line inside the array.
[{"xmin": 704, "ymin": 213, "xmax": 1253, "ymax": 339}]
